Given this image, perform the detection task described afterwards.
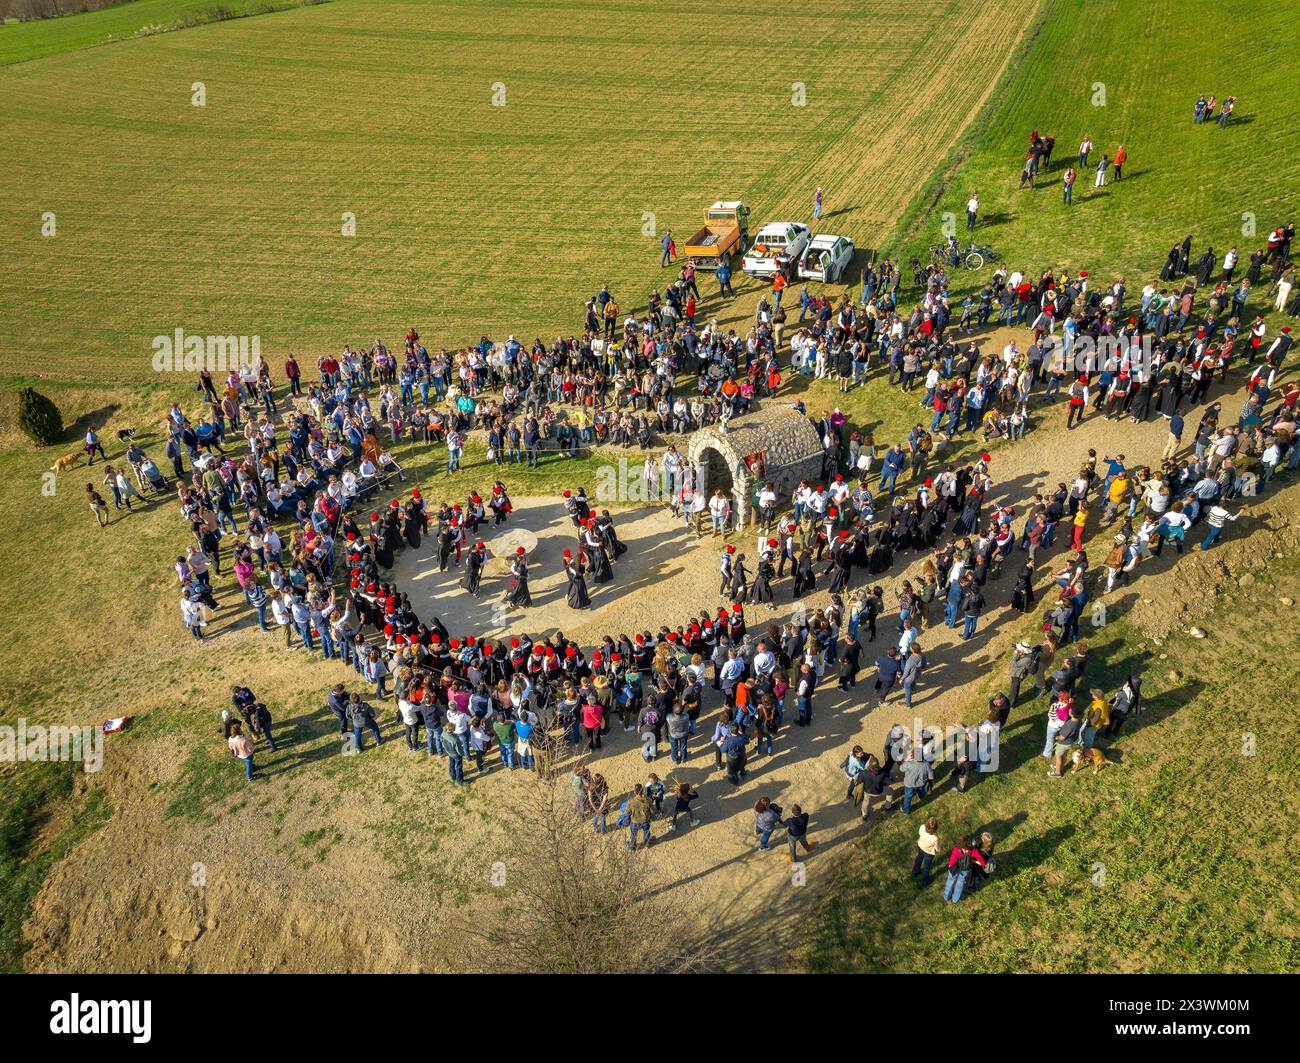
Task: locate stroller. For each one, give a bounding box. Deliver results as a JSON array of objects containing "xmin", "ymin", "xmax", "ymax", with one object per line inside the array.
[{"xmin": 139, "ymin": 458, "xmax": 168, "ymax": 494}]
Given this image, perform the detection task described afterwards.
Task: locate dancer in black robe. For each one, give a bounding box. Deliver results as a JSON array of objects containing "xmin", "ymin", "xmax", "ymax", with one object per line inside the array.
[
  {"xmin": 792, "ymin": 548, "xmax": 815, "ymax": 598},
  {"xmin": 583, "ymin": 522, "xmax": 614, "ymax": 584},
  {"xmin": 460, "ymin": 542, "xmax": 485, "ymax": 597},
  {"xmin": 729, "ymin": 553, "xmax": 749, "ymax": 602},
  {"xmin": 436, "ymin": 521, "xmax": 454, "ymax": 571},
  {"xmin": 828, "ymin": 533, "xmax": 852, "ymax": 593},
  {"xmin": 1177, "ymin": 234, "xmax": 1192, "ymax": 275},
  {"xmin": 376, "ymin": 521, "xmax": 397, "ymax": 570},
  {"xmin": 564, "ymin": 550, "xmax": 591, "ymax": 608},
  {"xmin": 751, "ymin": 551, "xmax": 775, "ymax": 606},
  {"xmin": 508, "ymin": 548, "xmax": 532, "ymax": 607},
  {"xmin": 597, "ymin": 510, "xmax": 628, "ymax": 557},
  {"xmin": 1195, "ymin": 248, "xmax": 1216, "ymax": 287},
  {"xmin": 1159, "ymin": 245, "xmax": 1179, "ymax": 281},
  {"xmin": 1010, "ymin": 563, "xmax": 1036, "ymax": 613},
  {"xmin": 402, "ymin": 499, "xmax": 422, "ymax": 549}
]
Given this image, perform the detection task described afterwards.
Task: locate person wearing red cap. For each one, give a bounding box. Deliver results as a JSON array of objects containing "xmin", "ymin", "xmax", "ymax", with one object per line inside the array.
[
  {"xmin": 508, "ymin": 546, "xmax": 531, "ymax": 607},
  {"xmin": 460, "ymin": 539, "xmax": 486, "ymax": 597}
]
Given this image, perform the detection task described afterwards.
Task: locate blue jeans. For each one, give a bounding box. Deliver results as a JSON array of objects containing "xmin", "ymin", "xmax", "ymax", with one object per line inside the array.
[
  {"xmin": 797, "ymin": 696, "xmax": 812, "ymax": 725},
  {"xmin": 1200, "ymin": 525, "xmax": 1223, "ymax": 550},
  {"xmin": 448, "ymin": 449, "xmax": 461, "ymax": 472},
  {"xmin": 500, "ymin": 742, "xmax": 516, "ymax": 769},
  {"xmin": 592, "ymin": 812, "xmax": 608, "ymax": 833},
  {"xmin": 903, "ymin": 676, "xmax": 916, "ymax": 707},
  {"xmin": 945, "ymin": 597, "xmax": 960, "ymax": 627},
  {"xmin": 629, "ymin": 822, "xmax": 650, "ymax": 846},
  {"xmin": 447, "ymin": 752, "xmax": 465, "ymax": 782},
  {"xmin": 671, "ymin": 735, "xmax": 688, "ymax": 763},
  {"xmin": 755, "ymin": 826, "xmax": 773, "ymax": 849},
  {"xmin": 427, "ymin": 726, "xmax": 444, "ymax": 756},
  {"xmin": 296, "ymin": 621, "xmax": 314, "ymax": 650},
  {"xmin": 878, "ymin": 470, "xmax": 898, "ymax": 494},
  {"xmin": 242, "ymin": 754, "xmax": 255, "ymax": 781},
  {"xmin": 962, "ymin": 614, "xmax": 978, "ymax": 640},
  {"xmin": 944, "ymin": 869, "xmax": 968, "ymax": 902},
  {"xmin": 902, "ymin": 785, "xmax": 922, "ymax": 814}
]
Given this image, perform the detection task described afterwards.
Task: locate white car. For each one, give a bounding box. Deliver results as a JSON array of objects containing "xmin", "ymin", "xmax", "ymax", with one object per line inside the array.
[
  {"xmin": 797, "ymin": 234, "xmax": 855, "ymax": 282},
  {"xmin": 740, "ymin": 221, "xmax": 810, "ymax": 279}
]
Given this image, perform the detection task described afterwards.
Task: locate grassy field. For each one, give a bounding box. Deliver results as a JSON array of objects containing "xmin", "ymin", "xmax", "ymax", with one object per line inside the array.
[
  {"xmin": 0, "ymin": 0, "xmax": 1036, "ymax": 384},
  {"xmin": 886, "ymin": 0, "xmax": 1300, "ymax": 291},
  {"xmin": 1, "ymin": 0, "xmax": 1298, "ymax": 973},
  {"xmin": 0, "ymin": 0, "xmax": 332, "ymax": 66}
]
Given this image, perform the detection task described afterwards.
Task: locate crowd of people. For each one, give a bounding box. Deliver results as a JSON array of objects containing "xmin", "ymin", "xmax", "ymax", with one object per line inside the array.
[{"xmin": 69, "ymin": 156, "xmax": 1295, "ymax": 901}]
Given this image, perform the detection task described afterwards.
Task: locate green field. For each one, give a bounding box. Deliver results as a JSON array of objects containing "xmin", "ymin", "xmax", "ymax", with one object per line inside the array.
[
  {"xmin": 0, "ymin": 0, "xmax": 1035, "ymax": 384},
  {"xmin": 1, "ymin": 0, "xmax": 1298, "ymax": 974}
]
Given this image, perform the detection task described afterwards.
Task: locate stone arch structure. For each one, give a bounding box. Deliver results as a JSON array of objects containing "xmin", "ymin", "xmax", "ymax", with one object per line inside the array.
[{"xmin": 686, "ymin": 406, "xmax": 824, "ymax": 528}]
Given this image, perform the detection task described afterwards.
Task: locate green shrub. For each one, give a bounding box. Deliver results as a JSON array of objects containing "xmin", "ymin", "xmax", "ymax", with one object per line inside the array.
[{"xmin": 16, "ymin": 387, "xmax": 63, "ymax": 446}]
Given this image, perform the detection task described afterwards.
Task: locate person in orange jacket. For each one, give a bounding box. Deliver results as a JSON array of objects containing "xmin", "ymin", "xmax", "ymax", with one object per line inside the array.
[{"xmin": 1113, "ymin": 143, "xmax": 1128, "ymax": 180}]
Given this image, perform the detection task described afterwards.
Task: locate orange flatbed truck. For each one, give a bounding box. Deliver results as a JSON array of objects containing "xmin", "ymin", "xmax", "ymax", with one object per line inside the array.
[{"xmin": 683, "ymin": 200, "xmax": 751, "ymax": 270}]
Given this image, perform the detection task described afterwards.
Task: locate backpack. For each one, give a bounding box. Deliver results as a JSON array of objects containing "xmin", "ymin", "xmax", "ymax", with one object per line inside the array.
[{"xmin": 956, "ymin": 848, "xmax": 974, "ymax": 874}]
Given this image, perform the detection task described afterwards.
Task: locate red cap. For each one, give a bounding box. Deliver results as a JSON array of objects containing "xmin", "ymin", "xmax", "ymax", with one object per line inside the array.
[
  {"xmin": 532, "ymin": 645, "xmax": 544, "ymax": 656},
  {"xmin": 565, "ymin": 646, "xmax": 577, "ymax": 657},
  {"xmin": 563, "ymin": 490, "xmax": 571, "ymax": 497},
  {"xmin": 466, "ymin": 636, "xmax": 476, "ymax": 646},
  {"xmin": 510, "ymin": 637, "xmax": 520, "ymax": 648},
  {"xmin": 667, "ymin": 632, "xmax": 679, "ymax": 642},
  {"xmin": 432, "ymin": 634, "xmax": 442, "ymax": 643},
  {"xmin": 384, "ymin": 623, "xmax": 394, "ymax": 635},
  {"xmin": 516, "ymin": 547, "xmax": 525, "ymax": 555},
  {"xmin": 725, "ymin": 545, "xmax": 735, "ymax": 553},
  {"xmin": 732, "ymin": 602, "xmax": 743, "ymax": 611},
  {"xmin": 369, "ymin": 513, "xmax": 379, "ymax": 521},
  {"xmin": 450, "ymin": 640, "xmax": 460, "ymax": 649}
]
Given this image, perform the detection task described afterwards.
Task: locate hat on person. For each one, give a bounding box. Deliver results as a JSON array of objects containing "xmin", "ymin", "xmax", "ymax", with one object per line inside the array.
[
  {"xmin": 725, "ymin": 545, "xmax": 735, "ymax": 553},
  {"xmin": 510, "ymin": 637, "xmax": 520, "ymax": 648},
  {"xmin": 516, "ymin": 547, "xmax": 525, "ymax": 555},
  {"xmin": 1015, "ymin": 642, "xmax": 1032, "ymax": 653}
]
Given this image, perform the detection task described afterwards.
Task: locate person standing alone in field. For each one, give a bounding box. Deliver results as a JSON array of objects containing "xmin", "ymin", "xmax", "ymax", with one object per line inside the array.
[
  {"xmin": 1063, "ymin": 165, "xmax": 1076, "ymax": 205},
  {"xmin": 661, "ymin": 229, "xmax": 674, "ymax": 267},
  {"xmin": 813, "ymin": 185, "xmax": 823, "ymax": 221},
  {"xmin": 966, "ymin": 192, "xmax": 979, "ymax": 231}
]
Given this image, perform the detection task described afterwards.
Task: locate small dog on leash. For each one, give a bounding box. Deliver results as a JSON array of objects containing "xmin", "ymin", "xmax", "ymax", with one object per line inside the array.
[
  {"xmin": 1069, "ymin": 747, "xmax": 1121, "ymax": 775},
  {"xmin": 51, "ymin": 452, "xmax": 81, "ymax": 473}
]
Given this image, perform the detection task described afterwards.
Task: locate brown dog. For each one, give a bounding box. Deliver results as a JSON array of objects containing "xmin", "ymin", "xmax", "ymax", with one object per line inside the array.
[
  {"xmin": 1069, "ymin": 747, "xmax": 1120, "ymax": 775},
  {"xmin": 51, "ymin": 452, "xmax": 81, "ymax": 473}
]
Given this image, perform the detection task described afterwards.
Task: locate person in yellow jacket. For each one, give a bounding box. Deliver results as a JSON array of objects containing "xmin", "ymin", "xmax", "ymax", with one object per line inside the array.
[
  {"xmin": 1082, "ymin": 689, "xmax": 1110, "ymax": 747},
  {"xmin": 1104, "ymin": 470, "xmax": 1130, "ymax": 522}
]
